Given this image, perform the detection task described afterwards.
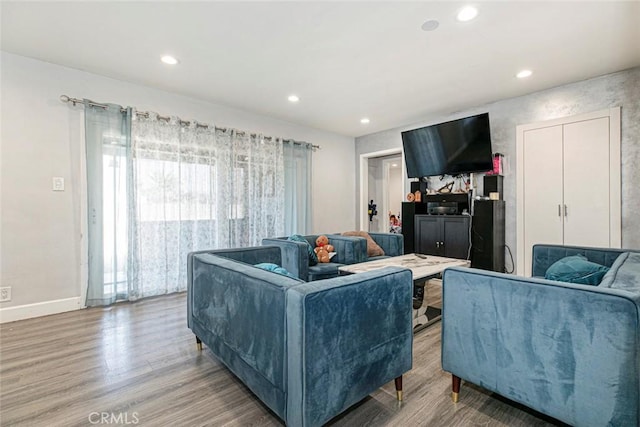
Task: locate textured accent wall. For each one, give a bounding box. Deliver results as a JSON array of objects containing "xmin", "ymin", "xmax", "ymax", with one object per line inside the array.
[{"xmin": 355, "ymin": 67, "xmax": 640, "ymax": 269}]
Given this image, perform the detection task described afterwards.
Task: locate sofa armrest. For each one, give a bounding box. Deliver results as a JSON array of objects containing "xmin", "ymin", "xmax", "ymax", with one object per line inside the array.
[
  {"xmin": 285, "ymin": 267, "xmax": 413, "ymax": 426},
  {"xmin": 189, "ymin": 245, "xmax": 282, "ymax": 266},
  {"xmin": 327, "ymin": 235, "xmax": 367, "ymax": 264},
  {"xmin": 531, "ymin": 244, "xmax": 627, "ymax": 277},
  {"xmin": 187, "ymin": 246, "xmax": 283, "ymax": 328},
  {"xmin": 262, "ymin": 238, "xmax": 308, "ymax": 280},
  {"xmin": 368, "ymin": 232, "xmax": 404, "ymax": 257},
  {"xmin": 441, "ymin": 266, "xmax": 640, "ymax": 427},
  {"xmin": 188, "ymin": 253, "xmax": 304, "ymax": 417}
]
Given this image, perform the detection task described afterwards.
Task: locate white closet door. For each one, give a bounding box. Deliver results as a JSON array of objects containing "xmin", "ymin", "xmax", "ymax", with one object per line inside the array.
[
  {"xmin": 517, "ymin": 108, "xmax": 620, "ymax": 276},
  {"xmin": 523, "ymin": 125, "xmax": 564, "ymax": 274},
  {"xmin": 563, "ymin": 117, "xmax": 611, "ymax": 247}
]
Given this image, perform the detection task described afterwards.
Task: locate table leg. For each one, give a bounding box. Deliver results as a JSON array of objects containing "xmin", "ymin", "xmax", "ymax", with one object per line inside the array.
[{"xmin": 412, "ymin": 277, "xmax": 442, "ymax": 332}]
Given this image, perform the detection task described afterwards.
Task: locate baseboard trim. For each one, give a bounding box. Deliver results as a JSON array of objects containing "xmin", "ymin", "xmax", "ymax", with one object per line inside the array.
[{"xmin": 0, "ymin": 297, "xmax": 82, "ymax": 323}]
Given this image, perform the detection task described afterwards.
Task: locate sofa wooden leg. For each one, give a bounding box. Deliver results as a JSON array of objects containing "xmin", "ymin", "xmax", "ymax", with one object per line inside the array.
[
  {"xmin": 395, "ymin": 376, "xmax": 403, "ymax": 401},
  {"xmin": 452, "ymin": 374, "xmax": 461, "ymax": 403},
  {"xmin": 196, "ymin": 336, "xmax": 202, "ymax": 351}
]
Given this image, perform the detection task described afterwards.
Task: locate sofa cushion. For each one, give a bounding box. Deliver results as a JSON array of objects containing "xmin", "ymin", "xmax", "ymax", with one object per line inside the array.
[
  {"xmin": 599, "ymin": 252, "xmax": 640, "ymax": 292},
  {"xmin": 308, "ymin": 262, "xmax": 344, "ymax": 281},
  {"xmin": 545, "ymin": 254, "xmax": 610, "ymax": 285},
  {"xmin": 342, "ymin": 231, "xmax": 385, "ymax": 257},
  {"xmin": 288, "ymin": 234, "xmax": 318, "ymax": 266},
  {"xmin": 254, "ymin": 263, "xmax": 299, "ymax": 279}
]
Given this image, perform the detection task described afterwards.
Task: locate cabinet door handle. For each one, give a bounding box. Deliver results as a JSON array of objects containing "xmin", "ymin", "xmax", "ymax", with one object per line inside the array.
[
  {"xmin": 436, "ymin": 241, "xmax": 440, "ymax": 248},
  {"xmin": 558, "ymin": 204, "xmax": 561, "ymax": 217},
  {"xmin": 564, "ymin": 204, "xmax": 568, "ymax": 217}
]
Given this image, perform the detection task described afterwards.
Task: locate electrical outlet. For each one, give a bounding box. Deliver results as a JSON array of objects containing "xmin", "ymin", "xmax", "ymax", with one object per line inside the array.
[{"xmin": 0, "ymin": 287, "xmax": 11, "ymax": 302}]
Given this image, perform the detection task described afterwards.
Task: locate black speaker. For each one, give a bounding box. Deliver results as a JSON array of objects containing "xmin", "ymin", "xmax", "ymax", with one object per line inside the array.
[
  {"xmin": 401, "ymin": 202, "xmax": 416, "ymax": 254},
  {"xmin": 484, "ymin": 175, "xmax": 503, "ymax": 199},
  {"xmin": 401, "ymin": 201, "xmax": 430, "ymax": 254},
  {"xmin": 410, "ymin": 181, "xmax": 427, "ymax": 194},
  {"xmin": 471, "ymin": 200, "xmax": 505, "ymax": 272}
]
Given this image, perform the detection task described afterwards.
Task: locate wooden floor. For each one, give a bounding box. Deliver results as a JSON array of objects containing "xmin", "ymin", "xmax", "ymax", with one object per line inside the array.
[{"xmin": 0, "ymin": 283, "xmax": 562, "ymax": 427}]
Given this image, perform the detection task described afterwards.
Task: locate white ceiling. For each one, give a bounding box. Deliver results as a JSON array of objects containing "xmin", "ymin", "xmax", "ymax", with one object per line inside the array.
[{"xmin": 2, "ymin": 1, "xmax": 639, "ymax": 137}]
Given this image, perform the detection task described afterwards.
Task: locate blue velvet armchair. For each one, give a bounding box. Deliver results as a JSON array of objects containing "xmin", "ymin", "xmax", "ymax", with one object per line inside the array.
[
  {"xmin": 187, "ymin": 245, "xmax": 413, "ymax": 427},
  {"xmin": 261, "ymin": 234, "xmax": 366, "ymax": 281},
  {"xmin": 441, "ymin": 244, "xmax": 640, "ymax": 427}
]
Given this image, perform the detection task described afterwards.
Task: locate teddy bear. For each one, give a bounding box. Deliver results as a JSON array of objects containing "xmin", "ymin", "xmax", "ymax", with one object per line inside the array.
[{"xmin": 314, "ymin": 235, "xmax": 335, "ymax": 263}]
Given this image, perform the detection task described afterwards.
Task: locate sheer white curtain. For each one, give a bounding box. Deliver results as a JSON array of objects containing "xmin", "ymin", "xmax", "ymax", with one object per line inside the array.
[
  {"xmin": 128, "ymin": 113, "xmax": 286, "ymax": 298},
  {"xmin": 85, "ymin": 107, "xmax": 311, "ymax": 305}
]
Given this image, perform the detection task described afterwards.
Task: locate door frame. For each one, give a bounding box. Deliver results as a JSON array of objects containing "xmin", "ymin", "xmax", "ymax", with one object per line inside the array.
[
  {"xmin": 359, "ymin": 148, "xmax": 405, "ymax": 231},
  {"xmin": 381, "ymin": 156, "xmax": 403, "ymax": 232},
  {"xmin": 515, "ymin": 107, "xmax": 621, "ymax": 275}
]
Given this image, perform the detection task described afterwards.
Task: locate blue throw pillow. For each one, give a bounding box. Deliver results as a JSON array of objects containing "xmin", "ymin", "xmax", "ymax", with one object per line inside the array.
[
  {"xmin": 287, "ymin": 234, "xmax": 318, "ymax": 266},
  {"xmin": 254, "ymin": 263, "xmax": 297, "ymax": 279},
  {"xmin": 545, "ymin": 254, "xmax": 610, "ymax": 285}
]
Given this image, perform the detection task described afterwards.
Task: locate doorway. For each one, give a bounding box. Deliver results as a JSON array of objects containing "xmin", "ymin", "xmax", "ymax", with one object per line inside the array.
[{"xmin": 360, "ymin": 149, "xmax": 405, "ymax": 232}]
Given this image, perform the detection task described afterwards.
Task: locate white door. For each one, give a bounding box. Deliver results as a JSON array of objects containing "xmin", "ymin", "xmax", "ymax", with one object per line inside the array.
[
  {"xmin": 562, "ymin": 117, "xmax": 611, "ymax": 247},
  {"xmin": 523, "ymin": 125, "xmax": 564, "ymax": 274}
]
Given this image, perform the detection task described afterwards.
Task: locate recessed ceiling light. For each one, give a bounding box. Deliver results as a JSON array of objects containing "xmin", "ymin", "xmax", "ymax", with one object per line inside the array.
[
  {"xmin": 288, "ymin": 95, "xmax": 300, "ymax": 103},
  {"xmin": 161, "ymin": 55, "xmax": 179, "ymax": 65},
  {"xmin": 360, "ymin": 118, "xmax": 370, "ymax": 124},
  {"xmin": 392, "ymin": 163, "xmax": 398, "ymax": 167},
  {"xmin": 421, "ymin": 20, "xmax": 440, "ymax": 31},
  {"xmin": 517, "ymin": 69, "xmax": 533, "ymax": 78},
  {"xmin": 457, "ymin": 6, "xmax": 478, "ymax": 22}
]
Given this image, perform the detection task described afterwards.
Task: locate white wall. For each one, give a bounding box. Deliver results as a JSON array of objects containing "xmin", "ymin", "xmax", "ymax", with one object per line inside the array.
[
  {"xmin": 0, "ymin": 52, "xmax": 355, "ymax": 320},
  {"xmin": 356, "ymin": 67, "xmax": 640, "ymax": 268}
]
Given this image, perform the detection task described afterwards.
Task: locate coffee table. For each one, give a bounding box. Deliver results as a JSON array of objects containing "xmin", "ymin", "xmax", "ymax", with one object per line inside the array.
[{"xmin": 338, "ymin": 254, "xmax": 470, "ymax": 331}]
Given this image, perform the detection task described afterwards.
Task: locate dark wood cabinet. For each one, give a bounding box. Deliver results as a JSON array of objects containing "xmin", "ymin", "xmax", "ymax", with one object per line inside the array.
[
  {"xmin": 415, "ymin": 215, "xmax": 470, "ymax": 259},
  {"xmin": 413, "ymin": 216, "xmax": 439, "ymax": 255}
]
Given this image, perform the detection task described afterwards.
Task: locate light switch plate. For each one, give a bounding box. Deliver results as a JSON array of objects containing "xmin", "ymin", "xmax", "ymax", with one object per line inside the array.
[{"xmin": 52, "ymin": 177, "xmax": 65, "ymax": 191}]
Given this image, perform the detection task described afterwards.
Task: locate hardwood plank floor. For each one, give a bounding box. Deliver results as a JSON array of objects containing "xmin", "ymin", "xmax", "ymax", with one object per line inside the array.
[{"xmin": 0, "ymin": 283, "xmax": 563, "ymax": 426}]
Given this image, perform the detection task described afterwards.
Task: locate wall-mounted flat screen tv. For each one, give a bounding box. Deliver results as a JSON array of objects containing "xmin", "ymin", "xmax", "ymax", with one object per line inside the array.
[{"xmin": 401, "ymin": 113, "xmax": 493, "ymax": 178}]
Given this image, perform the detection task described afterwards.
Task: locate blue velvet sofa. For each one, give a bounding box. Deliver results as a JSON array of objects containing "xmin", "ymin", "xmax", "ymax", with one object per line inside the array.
[
  {"xmin": 187, "ymin": 245, "xmax": 413, "ymax": 427},
  {"xmin": 441, "ymin": 244, "xmax": 640, "ymax": 427},
  {"xmin": 262, "ymin": 233, "xmax": 404, "ymax": 282}
]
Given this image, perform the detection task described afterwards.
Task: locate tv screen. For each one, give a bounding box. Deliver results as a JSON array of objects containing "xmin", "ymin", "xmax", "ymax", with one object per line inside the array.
[{"xmin": 401, "ymin": 113, "xmax": 493, "ymax": 178}]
